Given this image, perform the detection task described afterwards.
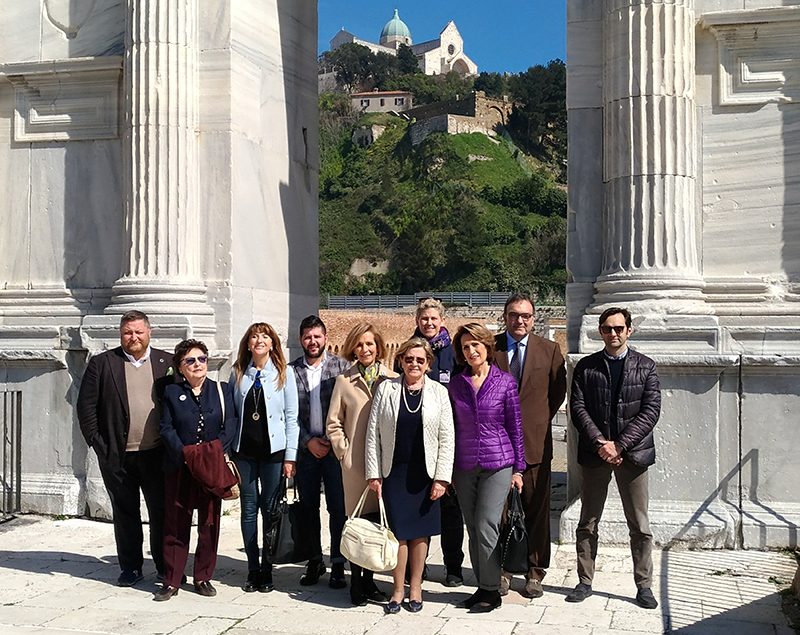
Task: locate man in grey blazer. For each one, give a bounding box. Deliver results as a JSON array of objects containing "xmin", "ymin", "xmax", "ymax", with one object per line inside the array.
[
  {"xmin": 289, "ymin": 315, "xmax": 352, "ymax": 588},
  {"xmin": 77, "ymin": 310, "xmax": 173, "ymax": 586}
]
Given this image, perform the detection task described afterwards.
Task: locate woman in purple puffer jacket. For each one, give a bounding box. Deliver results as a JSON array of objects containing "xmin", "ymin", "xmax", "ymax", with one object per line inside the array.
[{"xmin": 448, "ymin": 322, "xmax": 525, "ymax": 614}]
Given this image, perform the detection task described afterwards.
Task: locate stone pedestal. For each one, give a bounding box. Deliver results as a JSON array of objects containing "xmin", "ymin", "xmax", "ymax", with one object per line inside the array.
[
  {"xmin": 565, "ymin": 0, "xmax": 800, "ymax": 548},
  {"xmin": 0, "ymin": 1, "xmax": 319, "ymax": 515}
]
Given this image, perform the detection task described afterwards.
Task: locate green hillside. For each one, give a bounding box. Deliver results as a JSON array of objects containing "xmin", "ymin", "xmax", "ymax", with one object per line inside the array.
[{"xmin": 319, "ymin": 107, "xmax": 567, "ymax": 301}]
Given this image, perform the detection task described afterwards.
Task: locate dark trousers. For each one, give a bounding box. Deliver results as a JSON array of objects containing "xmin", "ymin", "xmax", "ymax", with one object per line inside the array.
[
  {"xmin": 519, "ymin": 460, "xmax": 551, "ymax": 581},
  {"xmin": 98, "ymin": 446, "xmax": 165, "ymax": 574},
  {"xmin": 162, "ymin": 466, "xmax": 221, "ymax": 587},
  {"xmin": 295, "ymin": 448, "xmax": 347, "ymax": 564},
  {"xmin": 576, "ymin": 461, "xmax": 653, "ymax": 588},
  {"xmin": 440, "ymin": 486, "xmax": 464, "ymax": 575}
]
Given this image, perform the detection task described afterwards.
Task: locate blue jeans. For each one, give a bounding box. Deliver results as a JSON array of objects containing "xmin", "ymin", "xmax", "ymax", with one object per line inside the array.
[
  {"xmin": 294, "ymin": 447, "xmax": 347, "ymax": 564},
  {"xmin": 234, "ymin": 458, "xmax": 283, "ymax": 572}
]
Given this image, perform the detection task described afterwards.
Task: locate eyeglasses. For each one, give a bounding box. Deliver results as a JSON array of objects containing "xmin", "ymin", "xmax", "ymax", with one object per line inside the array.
[
  {"xmin": 507, "ymin": 312, "xmax": 533, "ymax": 322},
  {"xmin": 403, "ymin": 356, "xmax": 427, "ymax": 365},
  {"xmin": 183, "ymin": 355, "xmax": 208, "ymax": 366},
  {"xmin": 600, "ymin": 325, "xmax": 626, "ymax": 335}
]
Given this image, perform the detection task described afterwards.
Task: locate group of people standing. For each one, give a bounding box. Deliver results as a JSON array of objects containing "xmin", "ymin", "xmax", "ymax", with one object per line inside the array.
[{"xmin": 76, "ymin": 294, "xmax": 662, "ymax": 613}]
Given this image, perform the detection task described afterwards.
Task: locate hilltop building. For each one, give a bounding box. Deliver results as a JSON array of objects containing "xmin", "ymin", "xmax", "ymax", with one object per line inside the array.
[{"xmin": 329, "ymin": 8, "xmax": 478, "ymax": 77}]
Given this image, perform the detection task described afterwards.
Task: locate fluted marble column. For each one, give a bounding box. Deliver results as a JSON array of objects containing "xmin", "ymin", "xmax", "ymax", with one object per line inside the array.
[
  {"xmin": 593, "ymin": 0, "xmax": 705, "ymax": 308},
  {"xmin": 108, "ymin": 0, "xmax": 213, "ymax": 320}
]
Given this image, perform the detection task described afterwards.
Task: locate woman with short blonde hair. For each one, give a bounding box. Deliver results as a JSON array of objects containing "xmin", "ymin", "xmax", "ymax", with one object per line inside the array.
[{"xmin": 327, "ymin": 321, "xmax": 397, "ymax": 605}]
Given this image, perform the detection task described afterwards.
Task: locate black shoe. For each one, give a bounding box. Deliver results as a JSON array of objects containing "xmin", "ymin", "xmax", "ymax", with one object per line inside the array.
[
  {"xmin": 258, "ymin": 569, "xmax": 274, "ymax": 593},
  {"xmin": 300, "ymin": 559, "xmax": 326, "ymax": 586},
  {"xmin": 363, "ymin": 579, "xmax": 389, "ymax": 603},
  {"xmin": 406, "ymin": 599, "xmax": 423, "ymax": 612},
  {"xmin": 565, "ymin": 583, "xmax": 593, "ymax": 603},
  {"xmin": 153, "ymin": 584, "xmax": 179, "ymax": 601},
  {"xmin": 469, "ymin": 590, "xmax": 501, "ymax": 613},
  {"xmin": 329, "ymin": 563, "xmax": 347, "ymax": 589},
  {"xmin": 117, "ymin": 569, "xmax": 143, "ymax": 587},
  {"xmin": 456, "ymin": 588, "xmax": 483, "ymax": 609},
  {"xmin": 244, "ymin": 570, "xmax": 260, "ymax": 593},
  {"xmin": 385, "ymin": 600, "xmax": 401, "ymax": 614},
  {"xmin": 636, "ymin": 587, "xmax": 658, "ymax": 609},
  {"xmin": 444, "ymin": 572, "xmax": 463, "ymax": 587},
  {"xmin": 350, "ymin": 588, "xmax": 368, "ymax": 606}
]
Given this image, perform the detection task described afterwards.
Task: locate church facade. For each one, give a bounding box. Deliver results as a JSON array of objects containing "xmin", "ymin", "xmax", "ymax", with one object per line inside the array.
[{"xmin": 329, "ymin": 8, "xmax": 477, "ymax": 77}]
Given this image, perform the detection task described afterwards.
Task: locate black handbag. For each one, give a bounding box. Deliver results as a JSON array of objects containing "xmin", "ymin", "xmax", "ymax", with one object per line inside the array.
[
  {"xmin": 499, "ymin": 487, "xmax": 529, "ymax": 574},
  {"xmin": 265, "ymin": 477, "xmax": 314, "ymax": 564}
]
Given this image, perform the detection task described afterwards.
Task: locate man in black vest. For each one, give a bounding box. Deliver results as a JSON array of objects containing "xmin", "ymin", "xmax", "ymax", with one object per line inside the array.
[
  {"xmin": 77, "ymin": 311, "xmax": 173, "ymax": 586},
  {"xmin": 567, "ymin": 307, "xmax": 661, "ymax": 609}
]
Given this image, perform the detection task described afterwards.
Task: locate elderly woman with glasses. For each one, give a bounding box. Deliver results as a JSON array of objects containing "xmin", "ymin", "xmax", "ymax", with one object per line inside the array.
[
  {"xmin": 365, "ymin": 337, "xmax": 454, "ymax": 614},
  {"xmin": 156, "ymin": 339, "xmax": 237, "ymax": 601},
  {"xmin": 229, "ymin": 323, "xmax": 299, "ymax": 593}
]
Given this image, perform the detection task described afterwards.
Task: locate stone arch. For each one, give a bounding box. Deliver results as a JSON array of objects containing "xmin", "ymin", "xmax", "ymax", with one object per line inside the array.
[{"xmin": 451, "ymin": 58, "xmax": 470, "ymax": 76}]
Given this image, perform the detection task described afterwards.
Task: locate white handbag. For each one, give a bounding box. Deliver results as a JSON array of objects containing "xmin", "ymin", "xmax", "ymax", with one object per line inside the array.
[{"xmin": 340, "ymin": 486, "xmax": 399, "ymax": 572}]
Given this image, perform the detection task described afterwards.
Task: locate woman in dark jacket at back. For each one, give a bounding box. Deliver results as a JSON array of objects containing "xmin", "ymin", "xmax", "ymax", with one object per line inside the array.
[
  {"xmin": 448, "ymin": 323, "xmax": 525, "ymax": 614},
  {"xmin": 155, "ymin": 339, "xmax": 237, "ymax": 602}
]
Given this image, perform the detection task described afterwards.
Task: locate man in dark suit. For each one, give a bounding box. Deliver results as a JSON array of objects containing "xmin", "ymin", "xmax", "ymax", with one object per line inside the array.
[
  {"xmin": 289, "ymin": 315, "xmax": 351, "ymax": 589},
  {"xmin": 77, "ymin": 310, "xmax": 173, "ymax": 586},
  {"xmin": 494, "ymin": 293, "xmax": 566, "ymax": 599}
]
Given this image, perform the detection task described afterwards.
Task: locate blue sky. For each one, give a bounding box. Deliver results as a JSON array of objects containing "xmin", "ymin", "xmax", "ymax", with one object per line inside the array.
[{"xmin": 317, "ymin": 1, "xmax": 567, "ymax": 75}]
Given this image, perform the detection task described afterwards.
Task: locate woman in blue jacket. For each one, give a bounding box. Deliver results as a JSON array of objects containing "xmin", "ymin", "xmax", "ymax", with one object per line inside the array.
[
  {"xmin": 230, "ymin": 322, "xmax": 299, "ymax": 593},
  {"xmin": 155, "ymin": 339, "xmax": 237, "ymax": 602}
]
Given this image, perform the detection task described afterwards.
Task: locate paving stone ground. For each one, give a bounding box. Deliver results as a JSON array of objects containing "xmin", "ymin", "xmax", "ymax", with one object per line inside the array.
[
  {"xmin": 1, "ymin": 513, "xmax": 795, "ymax": 634},
  {"xmin": 1, "ymin": 440, "xmax": 796, "ymax": 635}
]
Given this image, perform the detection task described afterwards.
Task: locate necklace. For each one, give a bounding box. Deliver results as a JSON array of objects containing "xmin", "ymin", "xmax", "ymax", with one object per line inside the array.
[
  {"xmin": 251, "ymin": 371, "xmax": 263, "ymax": 421},
  {"xmin": 402, "ymin": 383, "xmax": 423, "ymax": 414}
]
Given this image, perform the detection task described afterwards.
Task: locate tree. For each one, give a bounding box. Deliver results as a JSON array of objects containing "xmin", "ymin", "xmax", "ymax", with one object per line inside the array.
[
  {"xmin": 397, "ymin": 43, "xmax": 420, "ymax": 76},
  {"xmin": 473, "ymin": 71, "xmax": 509, "ymax": 98},
  {"xmin": 320, "ymin": 43, "xmax": 375, "ymax": 92},
  {"xmin": 507, "ymin": 59, "xmax": 566, "ymax": 174}
]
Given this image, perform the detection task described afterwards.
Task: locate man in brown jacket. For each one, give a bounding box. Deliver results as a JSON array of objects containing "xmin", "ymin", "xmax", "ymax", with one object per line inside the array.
[{"xmin": 494, "ymin": 293, "xmax": 566, "ymax": 598}]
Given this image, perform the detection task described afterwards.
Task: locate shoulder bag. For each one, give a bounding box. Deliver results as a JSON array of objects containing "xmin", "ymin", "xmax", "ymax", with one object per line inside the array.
[
  {"xmin": 499, "ymin": 487, "xmax": 529, "ymax": 574},
  {"xmin": 265, "ymin": 476, "xmax": 314, "ymax": 564},
  {"xmin": 340, "ymin": 486, "xmax": 399, "ymax": 572}
]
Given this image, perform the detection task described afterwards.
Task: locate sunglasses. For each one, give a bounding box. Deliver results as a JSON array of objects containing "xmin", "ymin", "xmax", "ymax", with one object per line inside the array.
[
  {"xmin": 183, "ymin": 355, "xmax": 208, "ymax": 366},
  {"xmin": 600, "ymin": 325, "xmax": 626, "ymax": 335},
  {"xmin": 506, "ymin": 312, "xmax": 533, "ymax": 322},
  {"xmin": 403, "ymin": 356, "xmax": 427, "ymax": 365}
]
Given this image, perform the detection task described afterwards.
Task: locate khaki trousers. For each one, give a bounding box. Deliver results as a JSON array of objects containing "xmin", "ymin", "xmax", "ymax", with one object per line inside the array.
[{"xmin": 575, "ymin": 461, "xmax": 653, "ymax": 588}]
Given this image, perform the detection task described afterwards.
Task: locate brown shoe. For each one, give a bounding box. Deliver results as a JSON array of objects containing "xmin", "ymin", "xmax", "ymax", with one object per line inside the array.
[
  {"xmin": 153, "ymin": 585, "xmax": 179, "ymax": 602},
  {"xmin": 499, "ymin": 575, "xmax": 511, "ymax": 597},
  {"xmin": 521, "ymin": 578, "xmax": 543, "ymax": 599},
  {"xmin": 194, "ymin": 580, "xmax": 217, "ymax": 597}
]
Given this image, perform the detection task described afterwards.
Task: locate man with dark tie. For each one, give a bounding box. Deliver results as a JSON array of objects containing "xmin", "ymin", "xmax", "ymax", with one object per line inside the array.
[{"xmin": 494, "ymin": 293, "xmax": 566, "ymax": 599}]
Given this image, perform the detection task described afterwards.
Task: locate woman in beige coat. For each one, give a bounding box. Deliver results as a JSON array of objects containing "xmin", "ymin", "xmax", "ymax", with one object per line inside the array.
[
  {"xmin": 327, "ymin": 321, "xmax": 398, "ymax": 606},
  {"xmin": 365, "ymin": 337, "xmax": 455, "ymax": 613}
]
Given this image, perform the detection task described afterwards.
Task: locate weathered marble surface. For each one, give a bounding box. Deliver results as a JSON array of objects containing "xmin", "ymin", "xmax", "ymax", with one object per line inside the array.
[
  {"xmin": 566, "ymin": 0, "xmax": 800, "ymax": 547},
  {"xmin": 0, "ymin": 1, "xmax": 319, "ymax": 514}
]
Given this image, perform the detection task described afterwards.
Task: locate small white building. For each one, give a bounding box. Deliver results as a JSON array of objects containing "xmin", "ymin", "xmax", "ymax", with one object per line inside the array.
[
  {"xmin": 329, "ymin": 9, "xmax": 478, "ymax": 77},
  {"xmin": 351, "ymin": 90, "xmax": 413, "ymax": 113}
]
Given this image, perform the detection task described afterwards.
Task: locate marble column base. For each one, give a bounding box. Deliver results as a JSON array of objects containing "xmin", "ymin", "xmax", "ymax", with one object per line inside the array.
[{"xmin": 560, "ymin": 496, "xmax": 738, "ymax": 550}]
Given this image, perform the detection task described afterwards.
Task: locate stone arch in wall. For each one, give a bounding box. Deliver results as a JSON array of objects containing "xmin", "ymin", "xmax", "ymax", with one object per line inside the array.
[{"xmin": 489, "ymin": 105, "xmax": 507, "ymax": 126}]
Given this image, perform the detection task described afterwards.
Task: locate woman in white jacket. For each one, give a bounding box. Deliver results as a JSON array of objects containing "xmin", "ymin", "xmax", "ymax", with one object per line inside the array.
[
  {"xmin": 230, "ymin": 323, "xmax": 299, "ymax": 593},
  {"xmin": 365, "ymin": 337, "xmax": 455, "ymax": 614}
]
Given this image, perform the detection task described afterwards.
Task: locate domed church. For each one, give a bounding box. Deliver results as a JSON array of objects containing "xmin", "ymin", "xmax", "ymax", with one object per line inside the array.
[{"xmin": 329, "ymin": 8, "xmax": 478, "ymax": 77}]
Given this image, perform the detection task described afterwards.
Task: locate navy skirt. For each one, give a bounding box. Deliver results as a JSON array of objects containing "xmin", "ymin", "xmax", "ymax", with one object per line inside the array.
[{"xmin": 383, "ymin": 462, "xmax": 441, "ymax": 541}]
